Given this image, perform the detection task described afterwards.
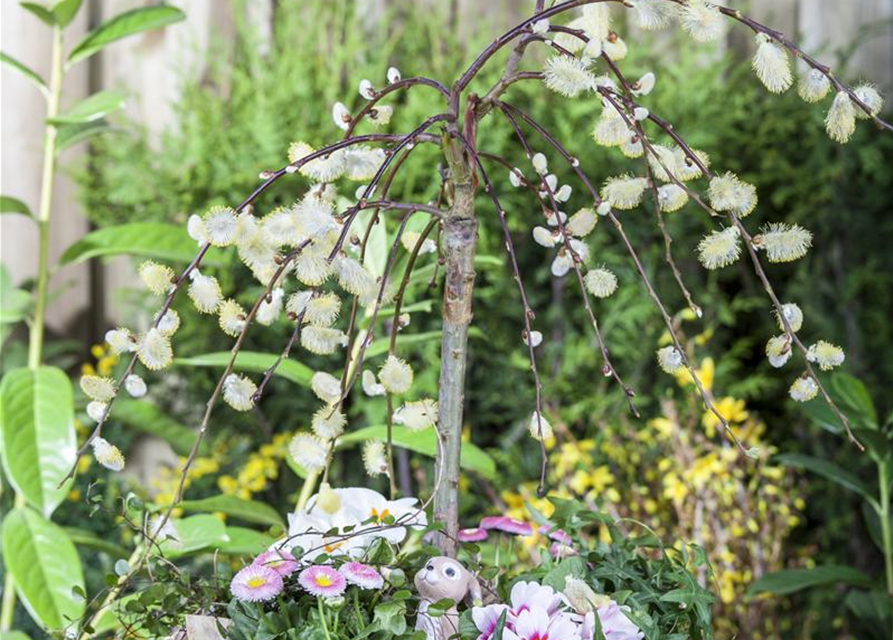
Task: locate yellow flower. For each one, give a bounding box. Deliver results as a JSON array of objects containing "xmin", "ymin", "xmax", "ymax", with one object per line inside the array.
[
  {"xmin": 589, "ymin": 465, "xmax": 615, "ymax": 494},
  {"xmin": 676, "ymin": 356, "xmax": 714, "ymax": 391},
  {"xmin": 701, "ymin": 396, "xmax": 748, "ymax": 439}
]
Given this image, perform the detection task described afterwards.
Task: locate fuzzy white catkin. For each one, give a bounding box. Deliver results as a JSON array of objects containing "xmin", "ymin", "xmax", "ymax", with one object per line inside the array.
[
  {"xmin": 256, "ymin": 288, "xmax": 284, "ymax": 326},
  {"xmin": 362, "ymin": 370, "xmax": 386, "ymax": 396},
  {"xmin": 752, "ymin": 34, "xmax": 792, "ymax": 94},
  {"xmin": 806, "ymin": 340, "xmax": 845, "ymax": 371},
  {"xmin": 566, "ymin": 208, "xmax": 597, "ymax": 238},
  {"xmin": 332, "ymin": 102, "xmax": 350, "ymax": 131},
  {"xmin": 531, "ymin": 18, "xmax": 549, "ymax": 35},
  {"xmin": 754, "ymin": 223, "xmax": 812, "ymax": 263},
  {"xmin": 646, "ymin": 145, "xmax": 679, "ymax": 183},
  {"xmin": 289, "ymin": 432, "xmax": 328, "ymax": 472},
  {"xmin": 344, "ymin": 147, "xmax": 386, "ymax": 181},
  {"xmin": 203, "ymin": 206, "xmax": 239, "ymax": 247},
  {"xmin": 675, "ymin": 148, "xmax": 709, "ymax": 181},
  {"xmin": 387, "ymin": 66, "xmax": 402, "ymax": 84},
  {"xmin": 584, "ymin": 268, "xmax": 618, "ymax": 298},
  {"xmin": 657, "ymin": 184, "xmax": 689, "ymax": 212},
  {"xmin": 336, "ymin": 257, "xmax": 377, "ymax": 299},
  {"xmin": 363, "ymin": 440, "xmax": 388, "ymax": 477},
  {"xmin": 523, "ymin": 330, "xmax": 543, "ymax": 347},
  {"xmin": 826, "ymin": 91, "xmax": 856, "ymax": 143},
  {"xmin": 602, "ymin": 35, "xmax": 628, "ymax": 61},
  {"xmin": 138, "ymin": 328, "xmax": 173, "ymax": 370},
  {"xmin": 592, "ymin": 109, "xmax": 631, "ymax": 147},
  {"xmin": 81, "ymin": 375, "xmax": 116, "ymax": 402},
  {"xmin": 708, "ymin": 172, "xmax": 758, "ymax": 217},
  {"xmin": 533, "ymin": 226, "xmax": 557, "ymax": 248},
  {"xmin": 798, "ymin": 69, "xmax": 831, "ymax": 103},
  {"xmin": 680, "ymin": 0, "xmax": 726, "ymax": 43},
  {"xmin": 157, "ymin": 309, "xmax": 180, "ymax": 337},
  {"xmin": 509, "ymin": 168, "xmax": 523, "ymax": 188},
  {"xmin": 301, "ymin": 326, "xmax": 348, "ymax": 355},
  {"xmin": 92, "ymin": 437, "xmax": 125, "ymax": 471},
  {"xmin": 603, "ymin": 175, "xmax": 648, "ymax": 209},
  {"xmin": 188, "ymin": 270, "xmax": 222, "ymax": 314},
  {"xmin": 632, "ymin": 72, "xmax": 656, "ymax": 97},
  {"xmin": 555, "ymin": 184, "xmax": 572, "ymax": 203},
  {"xmin": 393, "ymin": 399, "xmax": 438, "ymax": 431},
  {"xmin": 105, "ymin": 328, "xmax": 135, "ymax": 355},
  {"xmin": 86, "ymin": 400, "xmax": 108, "ymax": 423},
  {"xmin": 532, "ymin": 153, "xmax": 548, "ymax": 174},
  {"xmin": 124, "ymin": 374, "xmax": 147, "ymax": 398},
  {"xmin": 656, "ymin": 346, "xmax": 684, "ymax": 373},
  {"xmin": 186, "ymin": 214, "xmax": 207, "ymax": 245},
  {"xmin": 765, "ymin": 335, "xmax": 792, "ymax": 368},
  {"xmin": 312, "ymin": 405, "xmax": 346, "ymax": 440},
  {"xmin": 304, "ymin": 293, "xmax": 341, "ymax": 327},
  {"xmin": 631, "ymin": 0, "xmax": 672, "ymax": 30},
  {"xmin": 139, "ymin": 261, "xmax": 174, "ymax": 295},
  {"xmin": 369, "ymin": 105, "xmax": 393, "ymax": 128},
  {"xmin": 698, "ymin": 227, "xmax": 741, "ymax": 270},
  {"xmin": 359, "ymin": 79, "xmax": 375, "ymax": 99},
  {"xmin": 379, "ymin": 355, "xmax": 413, "ymax": 394},
  {"xmin": 853, "ymin": 84, "xmax": 884, "ymax": 119},
  {"xmin": 223, "ymin": 374, "xmax": 257, "ymax": 411},
  {"xmin": 218, "ymin": 299, "xmax": 247, "ymax": 337},
  {"xmin": 776, "ymin": 303, "xmax": 804, "ymax": 333},
  {"xmin": 311, "ymin": 372, "xmax": 343, "ymax": 404},
  {"xmin": 789, "ymin": 376, "xmax": 818, "ymax": 402}
]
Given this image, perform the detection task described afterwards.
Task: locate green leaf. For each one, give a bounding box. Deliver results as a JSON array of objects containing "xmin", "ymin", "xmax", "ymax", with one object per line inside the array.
[
  {"xmin": 20, "ymin": 2, "xmax": 57, "ymax": 26},
  {"xmin": 1, "ymin": 266, "xmax": 32, "ymax": 325},
  {"xmin": 48, "ymin": 90, "xmax": 126, "ymax": 125},
  {"xmin": 63, "ymin": 526, "xmax": 130, "ymax": 559},
  {"xmin": 59, "ymin": 222, "xmax": 218, "ymax": 265},
  {"xmin": 1, "ymin": 195, "xmax": 32, "ymax": 217},
  {"xmin": 178, "ymin": 495, "xmax": 284, "ymax": 527},
  {"xmin": 338, "ymin": 425, "xmax": 496, "ymax": 479},
  {"xmin": 111, "ymin": 399, "xmax": 203, "ymax": 457},
  {"xmin": 0, "ymin": 52, "xmax": 47, "ymax": 97},
  {"xmin": 748, "ymin": 565, "xmax": 872, "ymax": 596},
  {"xmin": 218, "ymin": 526, "xmax": 276, "ymax": 556},
  {"xmin": 175, "ymin": 351, "xmax": 313, "ymax": 387},
  {"xmin": 162, "ymin": 514, "xmax": 229, "ymax": 557},
  {"xmin": 2, "ymin": 507, "xmax": 85, "ymax": 630},
  {"xmin": 776, "ymin": 453, "xmax": 876, "ymax": 505},
  {"xmin": 56, "ymin": 120, "xmax": 114, "ymax": 154},
  {"xmin": 3, "ymin": 632, "xmax": 33, "ymax": 640},
  {"xmin": 365, "ymin": 330, "xmax": 443, "ymax": 359},
  {"xmin": 0, "ymin": 367, "xmax": 75, "ymax": 517},
  {"xmin": 50, "ymin": 0, "xmax": 83, "ymax": 27},
  {"xmin": 358, "ymin": 208, "xmax": 388, "ymax": 278},
  {"xmin": 831, "ymin": 373, "xmax": 877, "ymax": 428},
  {"xmin": 68, "ymin": 5, "xmax": 186, "ymax": 65}
]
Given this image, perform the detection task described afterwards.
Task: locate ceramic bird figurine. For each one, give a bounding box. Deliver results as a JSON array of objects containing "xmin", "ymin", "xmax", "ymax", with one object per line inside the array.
[{"xmin": 414, "ymin": 556, "xmax": 482, "ymax": 640}]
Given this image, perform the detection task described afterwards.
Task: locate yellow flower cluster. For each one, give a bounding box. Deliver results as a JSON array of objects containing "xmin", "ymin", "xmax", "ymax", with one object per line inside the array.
[
  {"xmin": 541, "ymin": 341, "xmax": 803, "ymax": 638},
  {"xmin": 151, "ymin": 455, "xmax": 221, "ymax": 509},
  {"xmin": 217, "ymin": 432, "xmax": 290, "ymax": 500},
  {"xmin": 81, "ymin": 343, "xmax": 118, "ymax": 377}
]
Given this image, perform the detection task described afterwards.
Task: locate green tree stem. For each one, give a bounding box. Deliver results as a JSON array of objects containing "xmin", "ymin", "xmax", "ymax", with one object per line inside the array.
[
  {"xmin": 28, "ymin": 26, "xmax": 64, "ymax": 370},
  {"xmin": 878, "ymin": 464, "xmax": 893, "ymax": 598},
  {"xmin": 1, "ymin": 26, "xmax": 64, "ymax": 634}
]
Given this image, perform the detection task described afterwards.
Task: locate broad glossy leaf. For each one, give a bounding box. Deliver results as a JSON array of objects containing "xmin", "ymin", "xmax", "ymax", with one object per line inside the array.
[
  {"xmin": 831, "ymin": 373, "xmax": 877, "ymax": 428},
  {"xmin": 776, "ymin": 453, "xmax": 876, "ymax": 505},
  {"xmin": 1, "ymin": 194, "xmax": 32, "ymax": 217},
  {"xmin": 339, "ymin": 425, "xmax": 496, "ymax": 479},
  {"xmin": 748, "ymin": 565, "xmax": 872, "ymax": 596},
  {"xmin": 68, "ymin": 5, "xmax": 186, "ymax": 65},
  {"xmin": 178, "ymin": 495, "xmax": 284, "ymax": 527},
  {"xmin": 0, "ymin": 52, "xmax": 47, "ymax": 97},
  {"xmin": 3, "ymin": 632, "xmax": 33, "ymax": 640},
  {"xmin": 2, "ymin": 507, "xmax": 85, "ymax": 630},
  {"xmin": 0, "ymin": 367, "xmax": 75, "ymax": 516},
  {"xmin": 20, "ymin": 2, "xmax": 56, "ymax": 25},
  {"xmin": 175, "ymin": 351, "xmax": 313, "ymax": 387},
  {"xmin": 162, "ymin": 514, "xmax": 229, "ymax": 557},
  {"xmin": 59, "ymin": 222, "xmax": 218, "ymax": 265},
  {"xmin": 112, "ymin": 399, "xmax": 204, "ymax": 456},
  {"xmin": 56, "ymin": 119, "xmax": 113, "ymax": 153},
  {"xmin": 50, "ymin": 0, "xmax": 83, "ymax": 27},
  {"xmin": 219, "ymin": 526, "xmax": 276, "ymax": 556},
  {"xmin": 48, "ymin": 90, "xmax": 125, "ymax": 125}
]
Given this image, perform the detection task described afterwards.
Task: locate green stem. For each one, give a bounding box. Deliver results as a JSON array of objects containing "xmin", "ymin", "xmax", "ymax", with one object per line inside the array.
[
  {"xmin": 296, "ymin": 470, "xmax": 320, "ymax": 514},
  {"xmin": 318, "ymin": 598, "xmax": 332, "ymax": 640},
  {"xmin": 1, "ymin": 26, "xmax": 64, "ymax": 634},
  {"xmin": 878, "ymin": 464, "xmax": 893, "ymax": 598},
  {"xmin": 79, "ymin": 545, "xmax": 143, "ymax": 640},
  {"xmin": 28, "ymin": 25, "xmax": 64, "ymax": 370},
  {"xmin": 353, "ymin": 589, "xmax": 365, "ymax": 631}
]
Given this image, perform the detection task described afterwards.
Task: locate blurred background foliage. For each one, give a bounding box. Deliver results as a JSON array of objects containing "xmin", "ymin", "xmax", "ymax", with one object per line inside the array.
[{"xmin": 29, "ymin": 0, "xmax": 893, "ymax": 637}]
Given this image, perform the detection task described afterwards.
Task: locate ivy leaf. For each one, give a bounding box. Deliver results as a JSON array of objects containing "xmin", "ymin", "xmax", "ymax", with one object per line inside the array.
[
  {"xmin": 68, "ymin": 5, "xmax": 186, "ymax": 66},
  {"xmin": 48, "ymin": 90, "xmax": 126, "ymax": 125},
  {"xmin": 0, "ymin": 51, "xmax": 48, "ymax": 97}
]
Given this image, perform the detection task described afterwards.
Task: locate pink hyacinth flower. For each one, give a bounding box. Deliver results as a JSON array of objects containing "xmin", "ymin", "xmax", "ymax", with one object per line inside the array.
[
  {"xmin": 299, "ymin": 565, "xmax": 347, "ymax": 598},
  {"xmin": 458, "ymin": 527, "xmax": 489, "ymax": 542},
  {"xmin": 231, "ymin": 564, "xmax": 283, "ymax": 602},
  {"xmin": 509, "ymin": 581, "xmax": 565, "ymax": 617},
  {"xmin": 339, "ymin": 561, "xmax": 384, "ymax": 590},
  {"xmin": 254, "ymin": 548, "xmax": 299, "ymax": 576},
  {"xmin": 471, "ymin": 603, "xmax": 510, "ymax": 640},
  {"xmin": 480, "ymin": 516, "xmax": 533, "ymax": 536}
]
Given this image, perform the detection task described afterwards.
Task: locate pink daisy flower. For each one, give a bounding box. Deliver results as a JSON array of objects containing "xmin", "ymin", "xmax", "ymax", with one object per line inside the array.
[
  {"xmin": 537, "ymin": 525, "xmax": 572, "ymax": 546},
  {"xmin": 254, "ymin": 549, "xmax": 299, "ymax": 576},
  {"xmin": 480, "ymin": 516, "xmax": 533, "ymax": 536},
  {"xmin": 458, "ymin": 527, "xmax": 489, "ymax": 542},
  {"xmin": 299, "ymin": 565, "xmax": 347, "ymax": 598},
  {"xmin": 231, "ymin": 564, "xmax": 283, "ymax": 602},
  {"xmin": 339, "ymin": 562, "xmax": 384, "ymax": 589}
]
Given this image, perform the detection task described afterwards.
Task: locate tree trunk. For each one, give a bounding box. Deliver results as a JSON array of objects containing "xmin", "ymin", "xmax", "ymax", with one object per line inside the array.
[{"xmin": 433, "ymin": 136, "xmax": 477, "ymax": 557}]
